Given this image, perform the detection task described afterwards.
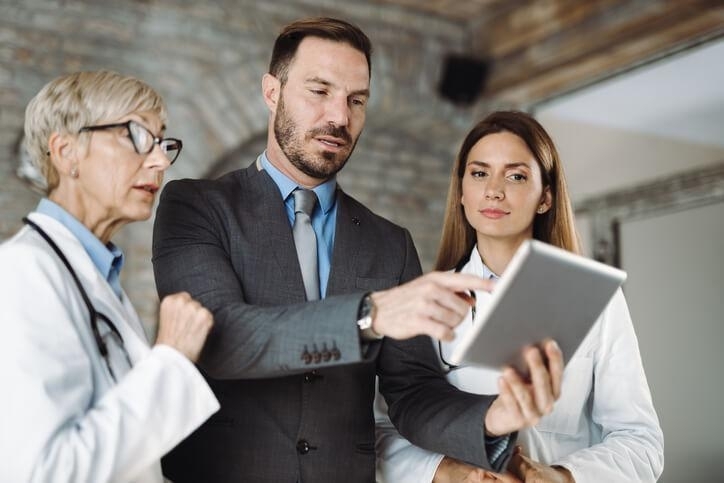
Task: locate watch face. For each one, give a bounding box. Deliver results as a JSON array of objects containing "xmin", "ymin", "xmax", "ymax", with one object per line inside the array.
[
  {"xmin": 357, "ymin": 315, "xmax": 373, "ymax": 330},
  {"xmin": 357, "ymin": 294, "xmax": 381, "ymax": 339}
]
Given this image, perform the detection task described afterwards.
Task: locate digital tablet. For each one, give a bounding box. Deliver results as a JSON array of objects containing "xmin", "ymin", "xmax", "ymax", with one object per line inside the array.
[{"xmin": 449, "ymin": 239, "xmax": 626, "ymax": 372}]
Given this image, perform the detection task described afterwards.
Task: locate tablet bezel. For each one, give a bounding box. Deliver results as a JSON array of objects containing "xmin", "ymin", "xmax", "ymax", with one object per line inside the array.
[{"xmin": 449, "ymin": 240, "xmax": 627, "ymax": 373}]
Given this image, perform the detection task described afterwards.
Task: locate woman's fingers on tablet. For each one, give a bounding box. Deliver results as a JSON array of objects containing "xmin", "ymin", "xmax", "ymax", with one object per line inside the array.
[
  {"xmin": 542, "ymin": 338, "xmax": 564, "ymax": 399},
  {"xmin": 486, "ymin": 342, "xmax": 565, "ymax": 435},
  {"xmin": 524, "ymin": 346, "xmax": 555, "ymax": 414},
  {"xmin": 503, "ymin": 366, "xmax": 543, "ymax": 426}
]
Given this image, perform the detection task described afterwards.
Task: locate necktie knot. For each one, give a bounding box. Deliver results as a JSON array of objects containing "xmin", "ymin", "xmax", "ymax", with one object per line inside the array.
[{"xmin": 294, "ymin": 189, "xmax": 317, "ymax": 217}]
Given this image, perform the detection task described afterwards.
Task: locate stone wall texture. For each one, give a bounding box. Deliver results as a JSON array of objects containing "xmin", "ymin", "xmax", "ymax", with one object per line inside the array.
[{"xmin": 0, "ymin": 0, "xmax": 487, "ymax": 333}]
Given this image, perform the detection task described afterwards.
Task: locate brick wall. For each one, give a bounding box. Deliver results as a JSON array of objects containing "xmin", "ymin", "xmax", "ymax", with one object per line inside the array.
[{"xmin": 0, "ymin": 0, "xmax": 484, "ymax": 333}]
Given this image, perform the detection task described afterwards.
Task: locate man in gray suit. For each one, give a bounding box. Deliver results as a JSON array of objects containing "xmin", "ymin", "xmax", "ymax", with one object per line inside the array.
[{"xmin": 154, "ymin": 17, "xmax": 563, "ymax": 483}]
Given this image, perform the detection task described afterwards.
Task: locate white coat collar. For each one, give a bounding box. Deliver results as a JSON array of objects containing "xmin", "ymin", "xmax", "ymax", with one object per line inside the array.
[
  {"xmin": 24, "ymin": 213, "xmax": 151, "ymax": 362},
  {"xmin": 461, "ymin": 244, "xmax": 499, "ymax": 281}
]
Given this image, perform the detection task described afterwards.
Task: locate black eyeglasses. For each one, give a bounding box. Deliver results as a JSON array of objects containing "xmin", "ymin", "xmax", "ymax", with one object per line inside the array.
[{"xmin": 79, "ymin": 120, "xmax": 182, "ymax": 164}]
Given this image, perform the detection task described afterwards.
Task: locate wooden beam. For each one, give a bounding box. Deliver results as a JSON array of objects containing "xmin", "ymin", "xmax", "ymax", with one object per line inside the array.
[
  {"xmin": 473, "ymin": 0, "xmax": 724, "ymax": 105},
  {"xmin": 474, "ymin": 0, "xmax": 624, "ymax": 58}
]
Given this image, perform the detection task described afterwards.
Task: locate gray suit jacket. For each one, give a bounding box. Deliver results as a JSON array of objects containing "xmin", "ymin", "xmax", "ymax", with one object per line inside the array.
[{"xmin": 153, "ymin": 162, "xmax": 508, "ymax": 482}]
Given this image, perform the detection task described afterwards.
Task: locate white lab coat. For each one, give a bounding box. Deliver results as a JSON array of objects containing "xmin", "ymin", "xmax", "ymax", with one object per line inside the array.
[
  {"xmin": 375, "ymin": 245, "xmax": 664, "ymax": 483},
  {"xmin": 0, "ymin": 213, "xmax": 219, "ymax": 483}
]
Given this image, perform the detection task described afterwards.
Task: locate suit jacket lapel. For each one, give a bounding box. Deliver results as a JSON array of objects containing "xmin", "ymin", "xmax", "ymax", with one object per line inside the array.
[
  {"xmin": 327, "ymin": 190, "xmax": 369, "ymax": 296},
  {"xmin": 246, "ymin": 165, "xmax": 307, "ymax": 302},
  {"xmin": 245, "ymin": 166, "xmax": 377, "ymax": 301}
]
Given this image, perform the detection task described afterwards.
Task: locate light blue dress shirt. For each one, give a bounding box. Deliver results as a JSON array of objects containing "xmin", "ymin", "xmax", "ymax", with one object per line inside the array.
[
  {"xmin": 36, "ymin": 198, "xmax": 125, "ymax": 300},
  {"xmin": 260, "ymin": 152, "xmax": 337, "ymax": 298}
]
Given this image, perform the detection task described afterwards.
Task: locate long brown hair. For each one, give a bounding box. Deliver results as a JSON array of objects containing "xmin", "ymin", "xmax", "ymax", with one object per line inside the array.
[{"xmin": 435, "ymin": 110, "xmax": 580, "ymax": 271}]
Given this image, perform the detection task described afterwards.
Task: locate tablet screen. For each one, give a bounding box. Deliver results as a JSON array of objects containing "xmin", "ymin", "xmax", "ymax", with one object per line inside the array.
[{"xmin": 449, "ymin": 240, "xmax": 626, "ymax": 373}]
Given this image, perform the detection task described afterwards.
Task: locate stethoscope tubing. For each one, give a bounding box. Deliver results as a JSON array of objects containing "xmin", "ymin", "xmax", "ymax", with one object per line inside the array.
[{"xmin": 22, "ymin": 217, "xmax": 128, "ymax": 382}]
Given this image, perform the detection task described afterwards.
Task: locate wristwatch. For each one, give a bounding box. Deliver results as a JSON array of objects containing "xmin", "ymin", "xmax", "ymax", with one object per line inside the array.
[{"xmin": 357, "ymin": 293, "xmax": 383, "ymax": 341}]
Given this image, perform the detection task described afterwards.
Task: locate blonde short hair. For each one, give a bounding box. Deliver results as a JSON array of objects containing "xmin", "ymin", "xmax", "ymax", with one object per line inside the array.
[{"xmin": 24, "ymin": 70, "xmax": 167, "ymax": 194}]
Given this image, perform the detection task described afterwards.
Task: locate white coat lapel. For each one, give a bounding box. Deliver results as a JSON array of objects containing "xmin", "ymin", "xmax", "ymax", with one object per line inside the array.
[{"xmin": 26, "ymin": 213, "xmax": 152, "ymax": 366}]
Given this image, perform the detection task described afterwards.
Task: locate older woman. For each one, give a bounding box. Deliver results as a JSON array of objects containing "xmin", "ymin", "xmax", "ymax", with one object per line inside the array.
[
  {"xmin": 0, "ymin": 71, "xmax": 219, "ymax": 482},
  {"xmin": 375, "ymin": 111, "xmax": 664, "ymax": 483}
]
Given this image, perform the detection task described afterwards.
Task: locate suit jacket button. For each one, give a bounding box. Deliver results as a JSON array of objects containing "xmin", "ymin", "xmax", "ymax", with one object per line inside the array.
[
  {"xmin": 296, "ymin": 439, "xmax": 310, "ymax": 454},
  {"xmin": 303, "ymin": 370, "xmax": 323, "ymax": 383}
]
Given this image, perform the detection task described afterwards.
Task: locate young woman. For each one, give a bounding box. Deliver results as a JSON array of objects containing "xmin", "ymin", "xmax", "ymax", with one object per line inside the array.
[{"xmin": 376, "ymin": 111, "xmax": 664, "ymax": 483}]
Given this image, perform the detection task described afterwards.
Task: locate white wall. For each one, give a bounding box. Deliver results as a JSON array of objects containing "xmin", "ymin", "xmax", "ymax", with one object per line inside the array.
[
  {"xmin": 621, "ymin": 202, "xmax": 724, "ymax": 481},
  {"xmin": 535, "ymin": 115, "xmax": 724, "ymax": 480},
  {"xmin": 538, "ymin": 115, "xmax": 724, "ymax": 203}
]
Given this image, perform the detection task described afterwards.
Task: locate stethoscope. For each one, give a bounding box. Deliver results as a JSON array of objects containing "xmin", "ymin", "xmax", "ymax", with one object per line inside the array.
[
  {"xmin": 438, "ymin": 252, "xmax": 476, "ymax": 373},
  {"xmin": 23, "ymin": 217, "xmax": 131, "ymax": 383}
]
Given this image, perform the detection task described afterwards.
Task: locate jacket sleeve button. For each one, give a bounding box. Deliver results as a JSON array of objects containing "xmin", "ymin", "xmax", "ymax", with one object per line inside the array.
[{"xmin": 301, "ymin": 346, "xmax": 312, "ymax": 364}]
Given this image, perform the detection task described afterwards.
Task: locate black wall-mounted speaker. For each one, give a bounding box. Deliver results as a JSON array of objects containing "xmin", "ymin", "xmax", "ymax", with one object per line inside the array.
[{"xmin": 438, "ymin": 54, "xmax": 489, "ymax": 106}]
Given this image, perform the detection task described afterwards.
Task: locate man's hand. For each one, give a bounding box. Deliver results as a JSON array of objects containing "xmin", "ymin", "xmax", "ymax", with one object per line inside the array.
[
  {"xmin": 484, "ymin": 339, "xmax": 563, "ymax": 436},
  {"xmin": 370, "ymin": 272, "xmax": 494, "ymax": 341},
  {"xmin": 155, "ymin": 292, "xmax": 214, "ymax": 363},
  {"xmin": 509, "ymin": 448, "xmax": 574, "ymax": 483},
  {"xmin": 433, "ymin": 456, "xmax": 521, "ymax": 483}
]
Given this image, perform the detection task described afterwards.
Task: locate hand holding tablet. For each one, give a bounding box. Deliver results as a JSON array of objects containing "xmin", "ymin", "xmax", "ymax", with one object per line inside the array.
[{"xmin": 449, "ymin": 240, "xmax": 626, "ymax": 373}]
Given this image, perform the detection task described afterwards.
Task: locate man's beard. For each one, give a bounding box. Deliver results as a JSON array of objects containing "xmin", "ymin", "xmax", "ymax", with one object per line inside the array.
[{"xmin": 274, "ymin": 94, "xmax": 358, "ymax": 180}]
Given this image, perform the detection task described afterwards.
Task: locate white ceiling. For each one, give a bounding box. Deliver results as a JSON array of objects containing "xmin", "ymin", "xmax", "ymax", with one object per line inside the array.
[{"xmin": 535, "ymin": 37, "xmax": 724, "ymax": 149}]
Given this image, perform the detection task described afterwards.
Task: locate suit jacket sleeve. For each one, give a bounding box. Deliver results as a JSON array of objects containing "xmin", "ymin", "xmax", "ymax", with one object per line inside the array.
[
  {"xmin": 375, "ymin": 392, "xmax": 444, "ymax": 482},
  {"xmin": 152, "ymin": 177, "xmax": 367, "ymax": 379},
  {"xmin": 379, "ymin": 337, "xmax": 509, "ymax": 471},
  {"xmin": 375, "ymin": 229, "xmax": 510, "ymax": 472}
]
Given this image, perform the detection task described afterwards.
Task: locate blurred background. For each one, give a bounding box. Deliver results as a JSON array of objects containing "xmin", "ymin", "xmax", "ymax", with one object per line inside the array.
[{"xmin": 1, "ymin": 1, "xmax": 722, "ymax": 480}]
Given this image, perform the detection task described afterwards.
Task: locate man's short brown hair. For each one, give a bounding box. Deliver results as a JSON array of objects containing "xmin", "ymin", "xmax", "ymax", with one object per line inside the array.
[{"xmin": 269, "ymin": 17, "xmax": 372, "ymax": 84}]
